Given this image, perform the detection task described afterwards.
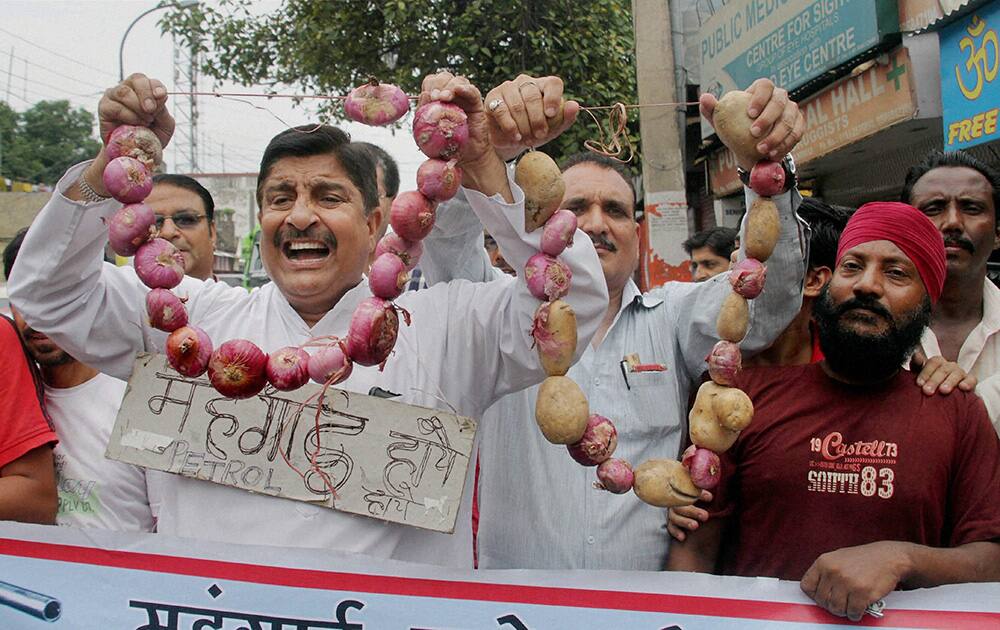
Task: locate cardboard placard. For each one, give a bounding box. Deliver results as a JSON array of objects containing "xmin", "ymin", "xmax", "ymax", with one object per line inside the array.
[{"xmin": 106, "ymin": 353, "xmax": 476, "ymax": 533}]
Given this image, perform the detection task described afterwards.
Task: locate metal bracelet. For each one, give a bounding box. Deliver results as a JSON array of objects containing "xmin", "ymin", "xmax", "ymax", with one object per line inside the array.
[{"xmin": 76, "ymin": 175, "xmax": 110, "ymax": 203}]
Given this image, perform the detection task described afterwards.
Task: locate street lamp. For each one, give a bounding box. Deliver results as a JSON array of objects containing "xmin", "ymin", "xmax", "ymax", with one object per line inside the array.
[{"xmin": 119, "ymin": 0, "xmax": 199, "ymax": 81}]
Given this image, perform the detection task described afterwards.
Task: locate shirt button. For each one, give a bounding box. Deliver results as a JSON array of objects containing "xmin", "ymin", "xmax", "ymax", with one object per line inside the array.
[
  {"xmin": 594, "ymin": 378, "xmax": 600, "ymax": 386},
  {"xmin": 587, "ymin": 536, "xmax": 595, "ymax": 544}
]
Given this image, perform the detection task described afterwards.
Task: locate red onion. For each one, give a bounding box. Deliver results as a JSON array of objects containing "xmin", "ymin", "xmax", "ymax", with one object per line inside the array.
[
  {"xmin": 389, "ymin": 191, "xmax": 436, "ymax": 242},
  {"xmin": 208, "ymin": 339, "xmax": 268, "ymax": 399},
  {"xmin": 729, "ymin": 258, "xmax": 767, "ymax": 299},
  {"xmin": 134, "ymin": 238, "xmax": 185, "ymax": 290},
  {"xmin": 748, "ymin": 159, "xmax": 785, "ymax": 197},
  {"xmin": 343, "ymin": 82, "xmax": 410, "ymax": 126},
  {"xmin": 346, "ymin": 297, "xmax": 405, "ymax": 367},
  {"xmin": 165, "ymin": 325, "xmax": 212, "ymax": 377},
  {"xmin": 266, "ymin": 346, "xmax": 311, "ymax": 391},
  {"xmin": 416, "ymin": 158, "xmax": 463, "ymax": 201},
  {"xmin": 106, "ymin": 125, "xmax": 163, "ymax": 167},
  {"xmin": 540, "ymin": 209, "xmax": 577, "ymax": 257},
  {"xmin": 412, "ymin": 101, "xmax": 469, "ymax": 159},
  {"xmin": 108, "ymin": 202, "xmax": 155, "ymax": 256},
  {"xmin": 567, "ymin": 414, "xmax": 618, "ymax": 466},
  {"xmin": 369, "ymin": 252, "xmax": 409, "ymax": 300},
  {"xmin": 146, "ymin": 288, "xmax": 188, "ymax": 332},
  {"xmin": 706, "ymin": 340, "xmax": 742, "ymax": 386},
  {"xmin": 102, "ymin": 156, "xmax": 152, "ymax": 204},
  {"xmin": 682, "ymin": 444, "xmax": 722, "ymax": 490},
  {"xmin": 307, "ymin": 342, "xmax": 353, "ymax": 386},
  {"xmin": 524, "ymin": 253, "xmax": 572, "ymax": 301},
  {"xmin": 595, "ymin": 458, "xmax": 634, "ymax": 494},
  {"xmin": 374, "ymin": 232, "xmax": 423, "ymax": 271}
]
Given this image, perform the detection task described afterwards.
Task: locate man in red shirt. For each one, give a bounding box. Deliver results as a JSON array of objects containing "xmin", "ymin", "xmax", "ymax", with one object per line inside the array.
[
  {"xmin": 667, "ymin": 202, "xmax": 1000, "ymax": 622},
  {"xmin": 1, "ymin": 243, "xmax": 58, "ymax": 524}
]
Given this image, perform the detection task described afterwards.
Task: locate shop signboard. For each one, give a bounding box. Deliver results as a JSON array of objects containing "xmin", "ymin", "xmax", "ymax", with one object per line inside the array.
[
  {"xmin": 698, "ymin": 0, "xmax": 900, "ymax": 138},
  {"xmin": 940, "ymin": 2, "xmax": 1000, "ymax": 150}
]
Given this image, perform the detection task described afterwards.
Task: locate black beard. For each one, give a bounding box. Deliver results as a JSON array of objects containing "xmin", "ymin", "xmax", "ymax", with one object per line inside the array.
[{"xmin": 813, "ymin": 285, "xmax": 931, "ymax": 383}]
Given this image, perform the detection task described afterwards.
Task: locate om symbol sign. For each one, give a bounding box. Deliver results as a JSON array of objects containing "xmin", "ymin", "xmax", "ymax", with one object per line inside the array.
[{"xmin": 956, "ymin": 15, "xmax": 999, "ymax": 100}]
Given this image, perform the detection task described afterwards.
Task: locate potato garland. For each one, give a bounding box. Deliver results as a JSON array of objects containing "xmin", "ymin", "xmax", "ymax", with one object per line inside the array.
[
  {"xmin": 101, "ymin": 81, "xmax": 471, "ymax": 400},
  {"xmin": 630, "ymin": 88, "xmax": 785, "ymax": 509}
]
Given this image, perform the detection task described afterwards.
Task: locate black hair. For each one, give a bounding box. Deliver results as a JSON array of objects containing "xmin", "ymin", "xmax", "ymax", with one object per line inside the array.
[
  {"xmin": 152, "ymin": 173, "xmax": 216, "ymax": 222},
  {"xmin": 256, "ymin": 125, "xmax": 379, "ymax": 215},
  {"xmin": 682, "ymin": 226, "xmax": 738, "ymax": 258},
  {"xmin": 797, "ymin": 197, "xmax": 854, "ymax": 270},
  {"xmin": 559, "ymin": 152, "xmax": 640, "ymax": 219},
  {"xmin": 355, "ymin": 142, "xmax": 400, "ymax": 198},
  {"xmin": 3, "ymin": 227, "xmax": 27, "ymax": 280},
  {"xmin": 901, "ymin": 150, "xmax": 1000, "ymax": 227}
]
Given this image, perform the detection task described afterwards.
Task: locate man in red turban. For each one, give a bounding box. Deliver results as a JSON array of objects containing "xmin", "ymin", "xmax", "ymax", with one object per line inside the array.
[{"xmin": 669, "ymin": 201, "xmax": 1000, "ymax": 622}]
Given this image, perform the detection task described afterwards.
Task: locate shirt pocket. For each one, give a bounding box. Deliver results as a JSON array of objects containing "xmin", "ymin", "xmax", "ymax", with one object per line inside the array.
[{"xmin": 622, "ymin": 369, "xmax": 680, "ymax": 443}]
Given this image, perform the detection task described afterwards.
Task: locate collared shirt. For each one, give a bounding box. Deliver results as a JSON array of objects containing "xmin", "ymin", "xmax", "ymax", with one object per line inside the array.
[
  {"xmin": 422, "ymin": 187, "xmax": 805, "ymax": 570},
  {"xmin": 8, "ymin": 161, "xmax": 608, "ymax": 568},
  {"xmin": 919, "ymin": 277, "xmax": 1000, "ymax": 435}
]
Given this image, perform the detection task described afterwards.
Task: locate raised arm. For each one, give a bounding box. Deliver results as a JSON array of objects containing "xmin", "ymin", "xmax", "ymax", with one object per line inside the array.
[
  {"xmin": 420, "ymin": 74, "xmax": 579, "ymax": 287},
  {"xmin": 412, "ymin": 72, "xmax": 606, "ymax": 414},
  {"xmin": 6, "ymin": 74, "xmax": 194, "ymax": 380},
  {"xmin": 672, "ymin": 80, "xmax": 807, "ymax": 381}
]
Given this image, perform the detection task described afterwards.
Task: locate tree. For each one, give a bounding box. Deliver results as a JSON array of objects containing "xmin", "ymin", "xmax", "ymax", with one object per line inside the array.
[
  {"xmin": 0, "ymin": 100, "xmax": 101, "ymax": 185},
  {"xmin": 161, "ymin": 0, "xmax": 638, "ymax": 164}
]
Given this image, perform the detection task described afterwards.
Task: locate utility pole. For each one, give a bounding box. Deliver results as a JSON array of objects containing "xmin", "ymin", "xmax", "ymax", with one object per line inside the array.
[
  {"xmin": 5, "ymin": 47, "xmax": 13, "ymax": 102},
  {"xmin": 633, "ymin": 0, "xmax": 685, "ymax": 192}
]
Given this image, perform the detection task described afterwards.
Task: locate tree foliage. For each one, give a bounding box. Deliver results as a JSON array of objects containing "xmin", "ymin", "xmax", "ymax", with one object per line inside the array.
[
  {"xmin": 0, "ymin": 100, "xmax": 101, "ymax": 185},
  {"xmin": 161, "ymin": 0, "xmax": 638, "ymax": 164}
]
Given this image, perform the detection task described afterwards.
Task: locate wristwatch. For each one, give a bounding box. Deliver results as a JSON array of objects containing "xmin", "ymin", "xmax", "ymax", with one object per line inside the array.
[
  {"xmin": 76, "ymin": 175, "xmax": 111, "ymax": 203},
  {"xmin": 737, "ymin": 153, "xmax": 797, "ymax": 192}
]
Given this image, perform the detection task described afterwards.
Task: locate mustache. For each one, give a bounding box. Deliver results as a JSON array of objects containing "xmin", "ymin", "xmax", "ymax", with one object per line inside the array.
[
  {"xmin": 835, "ymin": 296, "xmax": 893, "ymax": 321},
  {"xmin": 273, "ymin": 226, "xmax": 337, "ymax": 251},
  {"xmin": 942, "ymin": 233, "xmax": 975, "ymax": 253},
  {"xmin": 590, "ymin": 233, "xmax": 617, "ymax": 252}
]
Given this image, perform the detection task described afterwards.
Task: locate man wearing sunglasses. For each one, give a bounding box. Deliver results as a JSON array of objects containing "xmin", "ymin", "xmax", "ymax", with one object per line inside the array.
[{"xmin": 146, "ymin": 174, "xmax": 217, "ymax": 281}]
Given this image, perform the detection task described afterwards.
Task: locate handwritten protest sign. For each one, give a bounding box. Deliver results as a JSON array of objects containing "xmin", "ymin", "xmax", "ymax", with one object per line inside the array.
[{"xmin": 106, "ymin": 353, "xmax": 476, "ymax": 533}]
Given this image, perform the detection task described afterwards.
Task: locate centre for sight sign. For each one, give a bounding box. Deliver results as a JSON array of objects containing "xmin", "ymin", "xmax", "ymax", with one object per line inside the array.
[{"xmin": 698, "ymin": 0, "xmax": 899, "ymax": 138}]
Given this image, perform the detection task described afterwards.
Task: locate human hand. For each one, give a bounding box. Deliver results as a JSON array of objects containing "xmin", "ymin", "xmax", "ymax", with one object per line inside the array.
[
  {"xmin": 800, "ymin": 541, "xmax": 911, "ymax": 622},
  {"xmin": 911, "ymin": 350, "xmax": 977, "ymax": 395},
  {"xmin": 700, "ymin": 78, "xmax": 804, "ymax": 168},
  {"xmin": 666, "ymin": 490, "xmax": 713, "ymax": 542},
  {"xmin": 483, "ymin": 74, "xmax": 580, "ymax": 161}
]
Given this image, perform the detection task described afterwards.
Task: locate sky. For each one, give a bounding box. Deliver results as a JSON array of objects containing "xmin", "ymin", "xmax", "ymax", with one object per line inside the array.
[{"xmin": 0, "ymin": 0, "xmax": 425, "ymax": 188}]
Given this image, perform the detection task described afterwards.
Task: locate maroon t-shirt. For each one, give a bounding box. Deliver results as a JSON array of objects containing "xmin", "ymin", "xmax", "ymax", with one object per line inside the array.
[{"xmin": 710, "ymin": 363, "xmax": 1000, "ymax": 581}]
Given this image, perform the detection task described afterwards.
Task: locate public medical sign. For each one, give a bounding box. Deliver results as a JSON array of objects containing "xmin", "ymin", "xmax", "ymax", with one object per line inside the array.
[
  {"xmin": 940, "ymin": 2, "xmax": 1000, "ymax": 150},
  {"xmin": 2, "ymin": 522, "xmax": 1000, "ymax": 628},
  {"xmin": 698, "ymin": 0, "xmax": 899, "ymax": 138}
]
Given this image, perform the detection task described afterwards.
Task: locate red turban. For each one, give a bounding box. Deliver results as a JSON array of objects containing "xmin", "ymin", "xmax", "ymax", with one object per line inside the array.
[{"xmin": 836, "ymin": 201, "xmax": 946, "ymax": 304}]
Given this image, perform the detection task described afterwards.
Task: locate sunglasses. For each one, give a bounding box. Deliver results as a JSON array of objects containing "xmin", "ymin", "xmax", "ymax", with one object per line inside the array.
[{"xmin": 154, "ymin": 213, "xmax": 208, "ymax": 230}]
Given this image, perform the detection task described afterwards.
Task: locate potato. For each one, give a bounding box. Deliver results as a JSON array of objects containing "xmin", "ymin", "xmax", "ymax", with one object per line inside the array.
[
  {"xmin": 532, "ymin": 300, "xmax": 577, "ymax": 376},
  {"xmin": 745, "ymin": 198, "xmax": 781, "ymax": 262},
  {"xmin": 632, "ymin": 459, "xmax": 700, "ymax": 508},
  {"xmin": 689, "ymin": 381, "xmax": 741, "ymax": 453},
  {"xmin": 716, "ymin": 292, "xmax": 749, "ymax": 343},
  {"xmin": 516, "ymin": 151, "xmax": 565, "ymax": 232},
  {"xmin": 704, "ymin": 381, "xmax": 754, "ymax": 431},
  {"xmin": 712, "ymin": 90, "xmax": 766, "ymax": 166},
  {"xmin": 535, "ymin": 376, "xmax": 589, "ymax": 444}
]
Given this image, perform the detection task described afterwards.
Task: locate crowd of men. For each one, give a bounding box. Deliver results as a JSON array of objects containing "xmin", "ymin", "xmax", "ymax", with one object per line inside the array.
[{"xmin": 1, "ymin": 69, "xmax": 999, "ymax": 621}]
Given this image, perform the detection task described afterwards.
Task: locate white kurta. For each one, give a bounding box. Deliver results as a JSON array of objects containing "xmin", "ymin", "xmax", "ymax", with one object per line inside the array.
[
  {"xmin": 919, "ymin": 277, "xmax": 1000, "ymax": 435},
  {"xmin": 7, "ymin": 161, "xmax": 608, "ymax": 568}
]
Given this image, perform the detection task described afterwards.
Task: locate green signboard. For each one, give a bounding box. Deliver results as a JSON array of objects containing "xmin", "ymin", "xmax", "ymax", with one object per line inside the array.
[{"xmin": 698, "ymin": 0, "xmax": 899, "ymax": 132}]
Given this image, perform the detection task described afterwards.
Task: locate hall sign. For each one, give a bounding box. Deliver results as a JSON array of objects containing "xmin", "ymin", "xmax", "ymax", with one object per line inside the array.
[{"xmin": 698, "ymin": 0, "xmax": 900, "ymax": 139}]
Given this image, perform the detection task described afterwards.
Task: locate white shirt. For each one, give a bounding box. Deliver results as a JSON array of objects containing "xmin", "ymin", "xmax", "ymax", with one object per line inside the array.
[
  {"xmin": 8, "ymin": 161, "xmax": 607, "ymax": 568},
  {"xmin": 422, "ymin": 187, "xmax": 805, "ymax": 570},
  {"xmin": 46, "ymin": 373, "xmax": 153, "ymax": 532},
  {"xmin": 919, "ymin": 277, "xmax": 1000, "ymax": 435}
]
